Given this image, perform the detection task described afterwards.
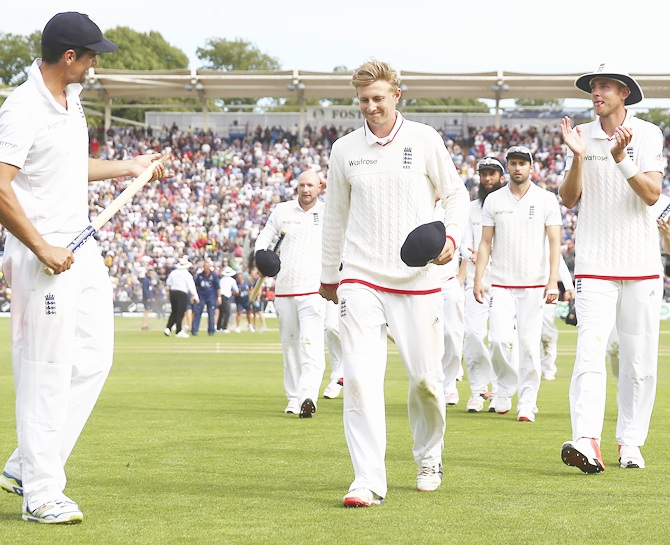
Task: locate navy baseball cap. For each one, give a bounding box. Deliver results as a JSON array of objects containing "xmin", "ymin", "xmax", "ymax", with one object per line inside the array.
[
  {"xmin": 400, "ymin": 221, "xmax": 446, "ymax": 267},
  {"xmin": 255, "ymin": 249, "xmax": 281, "ymax": 277},
  {"xmin": 41, "ymin": 12, "xmax": 118, "ymax": 53},
  {"xmin": 477, "ymin": 157, "xmax": 505, "ymax": 173},
  {"xmin": 506, "ymin": 146, "xmax": 533, "ymax": 163}
]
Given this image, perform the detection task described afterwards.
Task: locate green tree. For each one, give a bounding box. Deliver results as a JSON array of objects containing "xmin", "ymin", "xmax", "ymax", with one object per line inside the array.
[
  {"xmin": 0, "ymin": 30, "xmax": 40, "ymax": 86},
  {"xmin": 100, "ymin": 27, "xmax": 189, "ymax": 70},
  {"xmin": 403, "ymin": 97, "xmax": 489, "ymax": 113},
  {"xmin": 514, "ymin": 98, "xmax": 564, "ymax": 109},
  {"xmin": 85, "ymin": 27, "xmax": 191, "ymax": 124},
  {"xmin": 196, "ymin": 38, "xmax": 281, "ymax": 71},
  {"xmin": 196, "ymin": 38, "xmax": 281, "ymax": 108},
  {"xmin": 636, "ymin": 108, "xmax": 670, "ymax": 130}
]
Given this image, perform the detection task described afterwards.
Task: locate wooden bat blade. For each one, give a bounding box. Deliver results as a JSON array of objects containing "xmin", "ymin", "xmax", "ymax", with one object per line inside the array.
[
  {"xmin": 91, "ymin": 153, "xmax": 169, "ymax": 230},
  {"xmin": 44, "ymin": 153, "xmax": 169, "ymax": 275},
  {"xmin": 249, "ymin": 277, "xmax": 264, "ymax": 304}
]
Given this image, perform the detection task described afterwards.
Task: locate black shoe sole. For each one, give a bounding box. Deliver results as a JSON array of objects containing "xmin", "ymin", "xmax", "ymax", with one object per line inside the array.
[
  {"xmin": 299, "ymin": 398, "xmax": 316, "ymax": 418},
  {"xmin": 561, "ymin": 443, "xmax": 604, "ymax": 474}
]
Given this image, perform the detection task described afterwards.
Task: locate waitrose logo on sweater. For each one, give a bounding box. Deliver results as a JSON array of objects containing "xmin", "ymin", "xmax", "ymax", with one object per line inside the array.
[{"xmin": 348, "ymin": 158, "xmax": 378, "ymax": 166}]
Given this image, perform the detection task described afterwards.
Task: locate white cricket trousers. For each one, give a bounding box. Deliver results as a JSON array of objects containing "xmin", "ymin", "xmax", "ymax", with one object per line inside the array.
[
  {"xmin": 441, "ymin": 278, "xmax": 464, "ymax": 397},
  {"xmin": 2, "ymin": 234, "xmax": 113, "ymax": 505},
  {"xmin": 463, "ymin": 288, "xmax": 496, "ymax": 396},
  {"xmin": 488, "ymin": 287, "xmax": 544, "ymax": 412},
  {"xmin": 541, "ymin": 302, "xmax": 559, "ymax": 377},
  {"xmin": 338, "ymin": 283, "xmax": 445, "ymax": 499},
  {"xmin": 570, "ymin": 277, "xmax": 661, "ymax": 446},
  {"xmin": 324, "ymin": 300, "xmax": 343, "ymax": 381},
  {"xmin": 275, "ymin": 294, "xmax": 326, "ymax": 406}
]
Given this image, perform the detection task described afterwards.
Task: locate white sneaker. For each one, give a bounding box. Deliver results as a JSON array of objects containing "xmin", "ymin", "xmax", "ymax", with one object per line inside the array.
[
  {"xmin": 488, "ymin": 396, "xmax": 497, "ymax": 413},
  {"xmin": 343, "ymin": 488, "xmax": 383, "ymax": 507},
  {"xmin": 284, "ymin": 402, "xmax": 299, "ymax": 414},
  {"xmin": 164, "ymin": 328, "xmax": 171, "ymax": 336},
  {"xmin": 619, "ymin": 445, "xmax": 645, "ymax": 469},
  {"xmin": 561, "ymin": 437, "xmax": 605, "ymax": 474},
  {"xmin": 466, "ymin": 393, "xmax": 486, "ymax": 413},
  {"xmin": 417, "ymin": 463, "xmax": 443, "ymax": 492},
  {"xmin": 445, "ymin": 392, "xmax": 459, "ymax": 406},
  {"xmin": 0, "ymin": 472, "xmax": 23, "ymax": 496},
  {"xmin": 247, "ymin": 324, "xmax": 255, "ymax": 332},
  {"xmin": 222, "ymin": 329, "xmax": 231, "ymax": 334},
  {"xmin": 176, "ymin": 331, "xmax": 190, "ymax": 338},
  {"xmin": 543, "ymin": 372, "xmax": 556, "ymax": 381},
  {"xmin": 23, "ymin": 495, "xmax": 83, "ymax": 524},
  {"xmin": 495, "ymin": 396, "xmax": 512, "ymax": 415},
  {"xmin": 235, "ymin": 327, "xmax": 241, "ymax": 333},
  {"xmin": 517, "ymin": 409, "xmax": 536, "ymax": 422},
  {"xmin": 323, "ymin": 379, "xmax": 343, "ymax": 399}
]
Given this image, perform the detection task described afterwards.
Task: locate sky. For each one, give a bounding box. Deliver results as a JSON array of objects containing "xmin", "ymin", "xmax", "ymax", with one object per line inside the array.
[{"xmin": 3, "ymin": 0, "xmax": 668, "ymax": 109}]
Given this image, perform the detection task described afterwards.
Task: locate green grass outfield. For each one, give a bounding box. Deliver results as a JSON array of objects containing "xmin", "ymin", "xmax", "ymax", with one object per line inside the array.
[{"xmin": 1, "ymin": 316, "xmax": 670, "ymax": 544}]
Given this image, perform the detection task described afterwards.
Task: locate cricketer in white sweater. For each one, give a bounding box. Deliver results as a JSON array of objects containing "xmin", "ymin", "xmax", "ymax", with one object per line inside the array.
[
  {"xmin": 322, "ymin": 114, "xmax": 469, "ymax": 290},
  {"xmin": 321, "ymin": 111, "xmax": 468, "ymax": 501}
]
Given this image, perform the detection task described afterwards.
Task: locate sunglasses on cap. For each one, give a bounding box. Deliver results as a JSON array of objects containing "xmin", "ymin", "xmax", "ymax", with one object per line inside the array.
[
  {"xmin": 476, "ymin": 157, "xmax": 504, "ymax": 172},
  {"xmin": 506, "ymin": 146, "xmax": 533, "ymax": 162}
]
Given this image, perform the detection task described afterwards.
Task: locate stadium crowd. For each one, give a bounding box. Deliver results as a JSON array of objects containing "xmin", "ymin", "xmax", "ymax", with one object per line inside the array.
[{"xmin": 1, "ymin": 120, "xmax": 670, "ymax": 308}]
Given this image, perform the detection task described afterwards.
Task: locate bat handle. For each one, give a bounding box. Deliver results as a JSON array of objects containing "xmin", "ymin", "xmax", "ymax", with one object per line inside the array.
[{"xmin": 43, "ymin": 225, "xmax": 97, "ymax": 275}]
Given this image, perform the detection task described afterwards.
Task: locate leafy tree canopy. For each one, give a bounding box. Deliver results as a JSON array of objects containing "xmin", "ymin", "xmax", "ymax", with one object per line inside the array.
[
  {"xmin": 100, "ymin": 27, "xmax": 189, "ymax": 70},
  {"xmin": 196, "ymin": 38, "xmax": 281, "ymax": 71},
  {"xmin": 0, "ymin": 31, "xmax": 40, "ymax": 86},
  {"xmin": 515, "ymin": 98, "xmax": 564, "ymax": 108}
]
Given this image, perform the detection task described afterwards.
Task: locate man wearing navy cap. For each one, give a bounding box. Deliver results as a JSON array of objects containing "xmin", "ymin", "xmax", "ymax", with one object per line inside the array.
[
  {"xmin": 0, "ymin": 12, "xmax": 164, "ymax": 523},
  {"xmin": 559, "ymin": 65, "xmax": 664, "ymax": 473}
]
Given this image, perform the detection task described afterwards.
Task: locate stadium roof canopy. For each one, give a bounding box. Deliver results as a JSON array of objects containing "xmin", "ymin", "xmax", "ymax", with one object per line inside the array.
[{"xmin": 76, "ymin": 68, "xmax": 670, "ymax": 102}]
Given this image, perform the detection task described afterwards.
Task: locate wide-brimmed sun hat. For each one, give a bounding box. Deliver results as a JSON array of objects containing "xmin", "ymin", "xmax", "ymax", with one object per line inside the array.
[{"xmin": 575, "ymin": 63, "xmax": 643, "ymax": 105}]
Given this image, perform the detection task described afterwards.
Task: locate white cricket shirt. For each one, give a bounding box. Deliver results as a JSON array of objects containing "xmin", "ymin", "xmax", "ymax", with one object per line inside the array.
[
  {"xmin": 0, "ymin": 60, "xmax": 90, "ymax": 236},
  {"xmin": 482, "ymin": 182, "xmax": 562, "ymax": 287},
  {"xmin": 255, "ymin": 199, "xmax": 325, "ymax": 296}
]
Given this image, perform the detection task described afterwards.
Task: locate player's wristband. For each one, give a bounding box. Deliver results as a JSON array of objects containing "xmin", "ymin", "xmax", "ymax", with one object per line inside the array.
[{"xmin": 615, "ymin": 155, "xmax": 639, "ymax": 180}]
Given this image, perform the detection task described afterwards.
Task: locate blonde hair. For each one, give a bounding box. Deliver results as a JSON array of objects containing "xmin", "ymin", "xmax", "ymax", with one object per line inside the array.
[{"xmin": 351, "ymin": 60, "xmax": 400, "ymax": 92}]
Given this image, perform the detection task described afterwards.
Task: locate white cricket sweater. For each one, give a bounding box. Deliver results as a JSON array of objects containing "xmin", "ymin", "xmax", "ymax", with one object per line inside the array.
[
  {"xmin": 565, "ymin": 114, "xmax": 664, "ymax": 278},
  {"xmin": 482, "ymin": 182, "xmax": 562, "ymax": 287},
  {"xmin": 255, "ymin": 199, "xmax": 324, "ymax": 296},
  {"xmin": 322, "ymin": 115, "xmax": 469, "ymax": 293}
]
